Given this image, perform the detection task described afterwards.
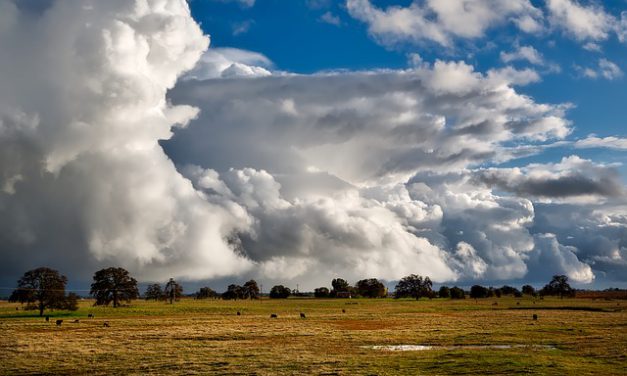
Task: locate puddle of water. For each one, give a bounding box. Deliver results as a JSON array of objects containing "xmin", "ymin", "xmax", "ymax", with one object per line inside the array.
[
  {"xmin": 368, "ymin": 345, "xmax": 434, "ymax": 351},
  {"xmin": 364, "ymin": 344, "xmax": 556, "ymax": 351}
]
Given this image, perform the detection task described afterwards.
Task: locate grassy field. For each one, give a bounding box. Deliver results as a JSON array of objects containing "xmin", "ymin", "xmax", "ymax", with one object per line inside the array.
[{"xmin": 1, "ymin": 297, "xmax": 625, "ymax": 375}]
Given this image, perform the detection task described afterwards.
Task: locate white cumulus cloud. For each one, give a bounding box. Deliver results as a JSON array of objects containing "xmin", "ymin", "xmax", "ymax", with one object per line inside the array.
[
  {"xmin": 346, "ymin": 0, "xmax": 543, "ymax": 47},
  {"xmin": 546, "ymin": 0, "xmax": 616, "ymax": 41}
]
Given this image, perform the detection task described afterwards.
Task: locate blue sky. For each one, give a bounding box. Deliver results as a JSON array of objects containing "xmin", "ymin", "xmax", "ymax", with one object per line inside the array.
[
  {"xmin": 197, "ymin": 2, "xmax": 620, "ymax": 116},
  {"xmin": 190, "ymin": 0, "xmax": 410, "ymax": 72},
  {"xmin": 189, "ymin": 0, "xmax": 627, "ymax": 171}
]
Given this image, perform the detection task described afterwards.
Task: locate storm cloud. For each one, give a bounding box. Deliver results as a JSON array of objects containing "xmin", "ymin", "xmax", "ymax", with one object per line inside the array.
[{"xmin": 475, "ymin": 156, "xmax": 625, "ymax": 199}]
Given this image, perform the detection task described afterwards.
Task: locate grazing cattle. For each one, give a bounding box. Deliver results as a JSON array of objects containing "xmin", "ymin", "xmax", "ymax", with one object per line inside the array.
[
  {"xmin": 300, "ymin": 313, "xmax": 306, "ymax": 319},
  {"xmin": 516, "ymin": 302, "xmax": 520, "ymax": 306},
  {"xmin": 88, "ymin": 314, "xmax": 94, "ymax": 319},
  {"xmin": 45, "ymin": 316, "xmax": 49, "ymax": 322},
  {"xmin": 73, "ymin": 319, "xmax": 80, "ymax": 323},
  {"xmin": 15, "ymin": 307, "xmax": 18, "ymax": 311},
  {"xmin": 342, "ymin": 309, "xmax": 346, "ymax": 313},
  {"xmin": 533, "ymin": 314, "xmax": 538, "ymax": 321},
  {"xmin": 492, "ymin": 302, "xmax": 498, "ymax": 306},
  {"xmin": 103, "ymin": 322, "xmax": 110, "ymax": 327},
  {"xmin": 56, "ymin": 320, "xmax": 63, "ymax": 326},
  {"xmin": 270, "ymin": 314, "xmax": 278, "ymax": 318},
  {"xmin": 237, "ymin": 311, "xmax": 241, "ymax": 316}
]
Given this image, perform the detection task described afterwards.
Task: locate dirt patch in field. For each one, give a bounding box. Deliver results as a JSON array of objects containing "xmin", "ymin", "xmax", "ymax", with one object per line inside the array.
[
  {"xmin": 331, "ymin": 320, "xmax": 399, "ymax": 330},
  {"xmin": 364, "ymin": 344, "xmax": 558, "ymax": 351},
  {"xmin": 510, "ymin": 306, "xmax": 621, "ymax": 312}
]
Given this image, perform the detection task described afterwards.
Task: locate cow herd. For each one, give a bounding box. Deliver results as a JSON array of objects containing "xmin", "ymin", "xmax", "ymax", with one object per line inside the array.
[
  {"xmin": 45, "ymin": 309, "xmax": 541, "ymax": 328},
  {"xmin": 46, "ymin": 313, "xmax": 108, "ymax": 327}
]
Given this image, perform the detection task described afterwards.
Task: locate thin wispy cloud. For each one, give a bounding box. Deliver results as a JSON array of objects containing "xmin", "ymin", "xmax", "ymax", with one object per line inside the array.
[
  {"xmin": 232, "ymin": 19, "xmax": 254, "ymax": 35},
  {"xmin": 320, "ymin": 11, "xmax": 341, "ymax": 26}
]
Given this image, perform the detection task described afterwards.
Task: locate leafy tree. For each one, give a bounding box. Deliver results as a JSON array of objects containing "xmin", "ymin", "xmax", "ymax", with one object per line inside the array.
[
  {"xmin": 470, "ymin": 285, "xmax": 489, "ymax": 299},
  {"xmin": 450, "ymin": 286, "xmax": 465, "ymax": 299},
  {"xmin": 164, "ymin": 278, "xmax": 183, "ymax": 304},
  {"xmin": 493, "ymin": 288, "xmax": 502, "ymax": 298},
  {"xmin": 222, "ymin": 284, "xmax": 244, "ymax": 300},
  {"xmin": 331, "ymin": 278, "xmax": 350, "ymax": 296},
  {"xmin": 145, "ymin": 283, "xmax": 164, "ymax": 300},
  {"xmin": 438, "ymin": 286, "xmax": 451, "ymax": 299},
  {"xmin": 10, "ymin": 267, "xmax": 70, "ymax": 316},
  {"xmin": 243, "ymin": 280, "xmax": 260, "ymax": 299},
  {"xmin": 393, "ymin": 274, "xmax": 433, "ymax": 300},
  {"xmin": 196, "ymin": 287, "xmax": 218, "ymax": 299},
  {"xmin": 90, "ymin": 267, "xmax": 139, "ymax": 307},
  {"xmin": 540, "ymin": 275, "xmax": 574, "ymax": 298},
  {"xmin": 355, "ymin": 278, "xmax": 387, "ymax": 298},
  {"xmin": 522, "ymin": 285, "xmax": 536, "ymax": 296},
  {"xmin": 314, "ymin": 287, "xmax": 330, "ymax": 298},
  {"xmin": 487, "ymin": 287, "xmax": 495, "ymax": 298},
  {"xmin": 269, "ymin": 285, "xmax": 291, "ymax": 299},
  {"xmin": 500, "ymin": 285, "xmax": 521, "ymax": 296}
]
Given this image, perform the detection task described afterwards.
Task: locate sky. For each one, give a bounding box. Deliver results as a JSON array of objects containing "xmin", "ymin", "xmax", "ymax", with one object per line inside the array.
[{"xmin": 0, "ymin": 0, "xmax": 626, "ymax": 293}]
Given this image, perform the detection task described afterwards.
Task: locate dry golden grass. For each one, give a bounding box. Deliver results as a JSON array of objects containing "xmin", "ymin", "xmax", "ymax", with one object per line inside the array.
[{"xmin": 1, "ymin": 297, "xmax": 625, "ymax": 375}]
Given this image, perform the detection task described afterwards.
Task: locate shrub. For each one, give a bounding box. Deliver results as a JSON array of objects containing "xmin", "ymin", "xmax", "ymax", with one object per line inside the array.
[{"xmin": 269, "ymin": 285, "xmax": 291, "ymax": 299}]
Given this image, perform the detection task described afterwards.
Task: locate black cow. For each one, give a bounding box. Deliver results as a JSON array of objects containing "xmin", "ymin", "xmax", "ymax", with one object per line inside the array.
[
  {"xmin": 56, "ymin": 320, "xmax": 63, "ymax": 326},
  {"xmin": 300, "ymin": 313, "xmax": 306, "ymax": 319},
  {"xmin": 270, "ymin": 314, "xmax": 278, "ymax": 318}
]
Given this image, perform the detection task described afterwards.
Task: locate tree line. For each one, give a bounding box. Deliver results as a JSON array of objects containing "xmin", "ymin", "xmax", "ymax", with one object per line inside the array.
[{"xmin": 8, "ymin": 266, "xmax": 577, "ymax": 316}]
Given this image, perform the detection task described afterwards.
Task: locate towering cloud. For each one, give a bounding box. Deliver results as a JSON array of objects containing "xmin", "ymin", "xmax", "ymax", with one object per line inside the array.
[{"xmin": 0, "ymin": 0, "xmax": 254, "ymax": 281}]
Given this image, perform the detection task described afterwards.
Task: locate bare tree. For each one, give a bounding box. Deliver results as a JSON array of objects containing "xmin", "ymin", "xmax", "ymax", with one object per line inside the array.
[{"xmin": 164, "ymin": 278, "xmax": 183, "ymax": 304}]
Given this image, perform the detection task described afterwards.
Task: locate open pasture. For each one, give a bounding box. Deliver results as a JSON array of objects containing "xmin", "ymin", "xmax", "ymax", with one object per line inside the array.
[{"xmin": 1, "ymin": 297, "xmax": 625, "ymax": 375}]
